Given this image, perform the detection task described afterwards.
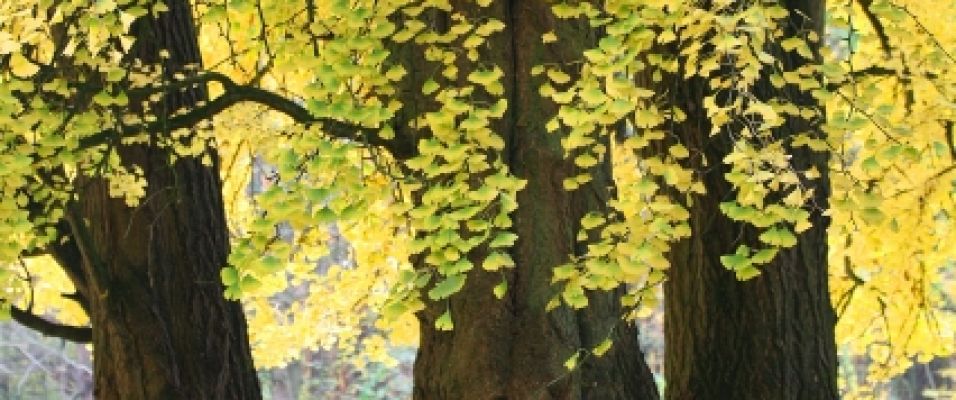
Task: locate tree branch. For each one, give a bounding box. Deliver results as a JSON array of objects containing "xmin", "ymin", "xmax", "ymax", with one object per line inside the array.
[
  {"xmin": 825, "ymin": 66, "xmax": 938, "ymax": 91},
  {"xmin": 6, "ymin": 303, "xmax": 92, "ymax": 343},
  {"xmin": 78, "ymin": 72, "xmax": 417, "ymax": 159},
  {"xmin": 21, "ymin": 174, "xmax": 93, "ymax": 314},
  {"xmin": 856, "ymin": 0, "xmax": 893, "ymax": 58},
  {"xmin": 47, "ymin": 229, "xmax": 92, "ymax": 314}
]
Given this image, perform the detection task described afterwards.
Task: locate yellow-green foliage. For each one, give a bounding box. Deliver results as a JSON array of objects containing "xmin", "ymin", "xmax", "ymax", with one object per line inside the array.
[
  {"xmin": 825, "ymin": 1, "xmax": 956, "ymax": 395},
  {"xmin": 0, "ymin": 0, "xmax": 953, "ymax": 393}
]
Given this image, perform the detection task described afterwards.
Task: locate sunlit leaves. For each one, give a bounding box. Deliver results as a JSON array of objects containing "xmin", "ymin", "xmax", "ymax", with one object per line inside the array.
[
  {"xmin": 0, "ymin": 0, "xmax": 953, "ymax": 391},
  {"xmin": 8, "ymin": 53, "xmax": 39, "ymax": 78},
  {"xmin": 820, "ymin": 0, "xmax": 956, "ymax": 391}
]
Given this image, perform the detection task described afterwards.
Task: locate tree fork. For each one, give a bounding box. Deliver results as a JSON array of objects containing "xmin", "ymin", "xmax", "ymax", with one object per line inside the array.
[{"xmin": 409, "ymin": 1, "xmax": 658, "ymax": 398}]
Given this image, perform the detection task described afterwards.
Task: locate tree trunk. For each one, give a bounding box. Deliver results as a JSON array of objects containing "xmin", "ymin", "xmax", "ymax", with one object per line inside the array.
[
  {"xmin": 663, "ymin": 0, "xmax": 838, "ymax": 398},
  {"xmin": 410, "ymin": 1, "xmax": 659, "ymax": 399},
  {"xmin": 70, "ymin": 1, "xmax": 261, "ymax": 398},
  {"xmin": 891, "ymin": 357, "xmax": 951, "ymax": 399}
]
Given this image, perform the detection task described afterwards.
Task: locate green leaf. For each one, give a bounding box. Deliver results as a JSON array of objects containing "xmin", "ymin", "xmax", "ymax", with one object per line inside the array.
[
  {"xmin": 860, "ymin": 208, "xmax": 885, "ymax": 225},
  {"xmin": 427, "ymin": 274, "xmax": 466, "ymax": 300},
  {"xmin": 562, "ymin": 285, "xmax": 589, "ymax": 308},
  {"xmin": 735, "ymin": 265, "xmax": 761, "ymax": 280},
  {"xmin": 489, "ymin": 232, "xmax": 519, "ymax": 248},
  {"xmin": 422, "ymin": 79, "xmax": 439, "ymax": 95},
  {"xmin": 220, "ymin": 267, "xmax": 239, "ymax": 286},
  {"xmin": 564, "ymin": 351, "xmax": 581, "ymax": 370},
  {"xmin": 493, "ymin": 278, "xmax": 508, "ymax": 299},
  {"xmin": 259, "ymin": 255, "xmax": 283, "ymax": 273},
  {"xmin": 759, "ymin": 227, "xmax": 798, "ymax": 247},
  {"xmin": 383, "ymin": 301, "xmax": 408, "ymax": 321},
  {"xmin": 314, "ymin": 207, "xmax": 337, "ymax": 223},
  {"xmin": 750, "ymin": 248, "xmax": 778, "ymax": 264},
  {"xmin": 435, "ymin": 309, "xmax": 454, "ymax": 331},
  {"xmin": 239, "ymin": 275, "xmax": 262, "ymax": 292},
  {"xmin": 593, "ymin": 338, "xmax": 612, "ymax": 357},
  {"xmin": 720, "ymin": 253, "xmax": 750, "ymax": 270},
  {"xmin": 581, "ymin": 213, "xmax": 605, "ymax": 230},
  {"xmin": 467, "ymin": 68, "xmax": 502, "ymax": 86},
  {"xmin": 469, "ymin": 185, "xmax": 499, "ymax": 202},
  {"xmin": 720, "ymin": 245, "xmax": 751, "ymax": 270},
  {"xmin": 483, "ymin": 251, "xmax": 515, "ymax": 271},
  {"xmin": 546, "ymin": 69, "xmax": 571, "ymax": 84}
]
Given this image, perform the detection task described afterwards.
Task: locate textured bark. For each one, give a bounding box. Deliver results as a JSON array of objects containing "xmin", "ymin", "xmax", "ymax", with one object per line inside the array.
[
  {"xmin": 663, "ymin": 0, "xmax": 838, "ymax": 399},
  {"xmin": 70, "ymin": 1, "xmax": 261, "ymax": 398},
  {"xmin": 409, "ymin": 1, "xmax": 658, "ymax": 399}
]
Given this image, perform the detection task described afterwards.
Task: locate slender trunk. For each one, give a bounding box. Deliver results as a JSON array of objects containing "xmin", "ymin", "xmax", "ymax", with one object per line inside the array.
[
  {"xmin": 664, "ymin": 0, "xmax": 838, "ymax": 398},
  {"xmin": 72, "ymin": 1, "xmax": 261, "ymax": 398},
  {"xmin": 409, "ymin": 1, "xmax": 658, "ymax": 398},
  {"xmin": 891, "ymin": 357, "xmax": 951, "ymax": 399}
]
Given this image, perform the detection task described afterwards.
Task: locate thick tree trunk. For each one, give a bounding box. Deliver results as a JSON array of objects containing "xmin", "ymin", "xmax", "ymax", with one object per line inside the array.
[
  {"xmin": 70, "ymin": 1, "xmax": 261, "ymax": 398},
  {"xmin": 663, "ymin": 0, "xmax": 838, "ymax": 398},
  {"xmin": 410, "ymin": 1, "xmax": 659, "ymax": 399}
]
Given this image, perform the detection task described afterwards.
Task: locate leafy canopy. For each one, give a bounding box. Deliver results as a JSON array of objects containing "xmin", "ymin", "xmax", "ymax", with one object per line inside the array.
[{"xmin": 0, "ymin": 0, "xmax": 953, "ymax": 392}]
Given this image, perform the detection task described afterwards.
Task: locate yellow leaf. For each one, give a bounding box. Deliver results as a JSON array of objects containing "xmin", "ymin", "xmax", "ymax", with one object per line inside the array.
[
  {"xmin": 10, "ymin": 53, "xmax": 39, "ymax": 78},
  {"xmin": 542, "ymin": 31, "xmax": 558, "ymax": 43},
  {"xmin": 547, "ymin": 69, "xmax": 571, "ymax": 84}
]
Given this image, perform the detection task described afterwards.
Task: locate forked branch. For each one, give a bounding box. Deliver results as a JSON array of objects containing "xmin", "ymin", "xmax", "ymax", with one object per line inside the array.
[{"xmin": 78, "ymin": 72, "xmax": 417, "ymax": 159}]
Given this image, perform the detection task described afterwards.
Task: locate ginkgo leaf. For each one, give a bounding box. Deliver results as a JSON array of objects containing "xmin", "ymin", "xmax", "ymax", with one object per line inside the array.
[
  {"xmin": 493, "ymin": 279, "xmax": 508, "ymax": 299},
  {"xmin": 564, "ymin": 352, "xmax": 581, "ymax": 370},
  {"xmin": 735, "ymin": 265, "xmax": 761, "ymax": 280},
  {"xmin": 10, "ymin": 53, "xmax": 40, "ymax": 78},
  {"xmin": 221, "ymin": 267, "xmax": 239, "ymax": 286},
  {"xmin": 581, "ymin": 213, "xmax": 605, "ymax": 230},
  {"xmin": 483, "ymin": 251, "xmax": 514, "ymax": 271},
  {"xmin": 475, "ymin": 19, "xmax": 506, "ymax": 36},
  {"xmin": 467, "ymin": 67, "xmax": 502, "ymax": 86},
  {"xmin": 489, "ymin": 232, "xmax": 519, "ymax": 248},
  {"xmin": 750, "ymin": 248, "xmax": 778, "ymax": 264},
  {"xmin": 435, "ymin": 309, "xmax": 454, "ymax": 331},
  {"xmin": 422, "ymin": 79, "xmax": 439, "ymax": 95},
  {"xmin": 759, "ymin": 227, "xmax": 798, "ymax": 247},
  {"xmin": 669, "ymin": 144, "xmax": 690, "ymax": 159},
  {"xmin": 720, "ymin": 245, "xmax": 751, "ymax": 270},
  {"xmin": 0, "ymin": 33, "xmax": 20, "ymax": 54},
  {"xmin": 547, "ymin": 69, "xmax": 571, "ymax": 84},
  {"xmin": 428, "ymin": 274, "xmax": 466, "ymax": 300},
  {"xmin": 542, "ymin": 31, "xmax": 558, "ymax": 43},
  {"xmin": 575, "ymin": 153, "xmax": 599, "ymax": 168},
  {"xmin": 593, "ymin": 338, "xmax": 612, "ymax": 357},
  {"xmin": 240, "ymin": 275, "xmax": 262, "ymax": 292}
]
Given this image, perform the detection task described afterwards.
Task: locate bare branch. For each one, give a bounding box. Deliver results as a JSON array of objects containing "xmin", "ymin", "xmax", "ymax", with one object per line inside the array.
[
  {"xmin": 78, "ymin": 72, "xmax": 417, "ymax": 159},
  {"xmin": 825, "ymin": 66, "xmax": 938, "ymax": 91},
  {"xmin": 6, "ymin": 303, "xmax": 92, "ymax": 344},
  {"xmin": 856, "ymin": 0, "xmax": 893, "ymax": 58}
]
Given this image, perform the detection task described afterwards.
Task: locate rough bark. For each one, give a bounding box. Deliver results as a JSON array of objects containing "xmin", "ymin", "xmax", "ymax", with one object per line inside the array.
[
  {"xmin": 663, "ymin": 0, "xmax": 838, "ymax": 398},
  {"xmin": 69, "ymin": 1, "xmax": 261, "ymax": 398},
  {"xmin": 409, "ymin": 1, "xmax": 659, "ymax": 399}
]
